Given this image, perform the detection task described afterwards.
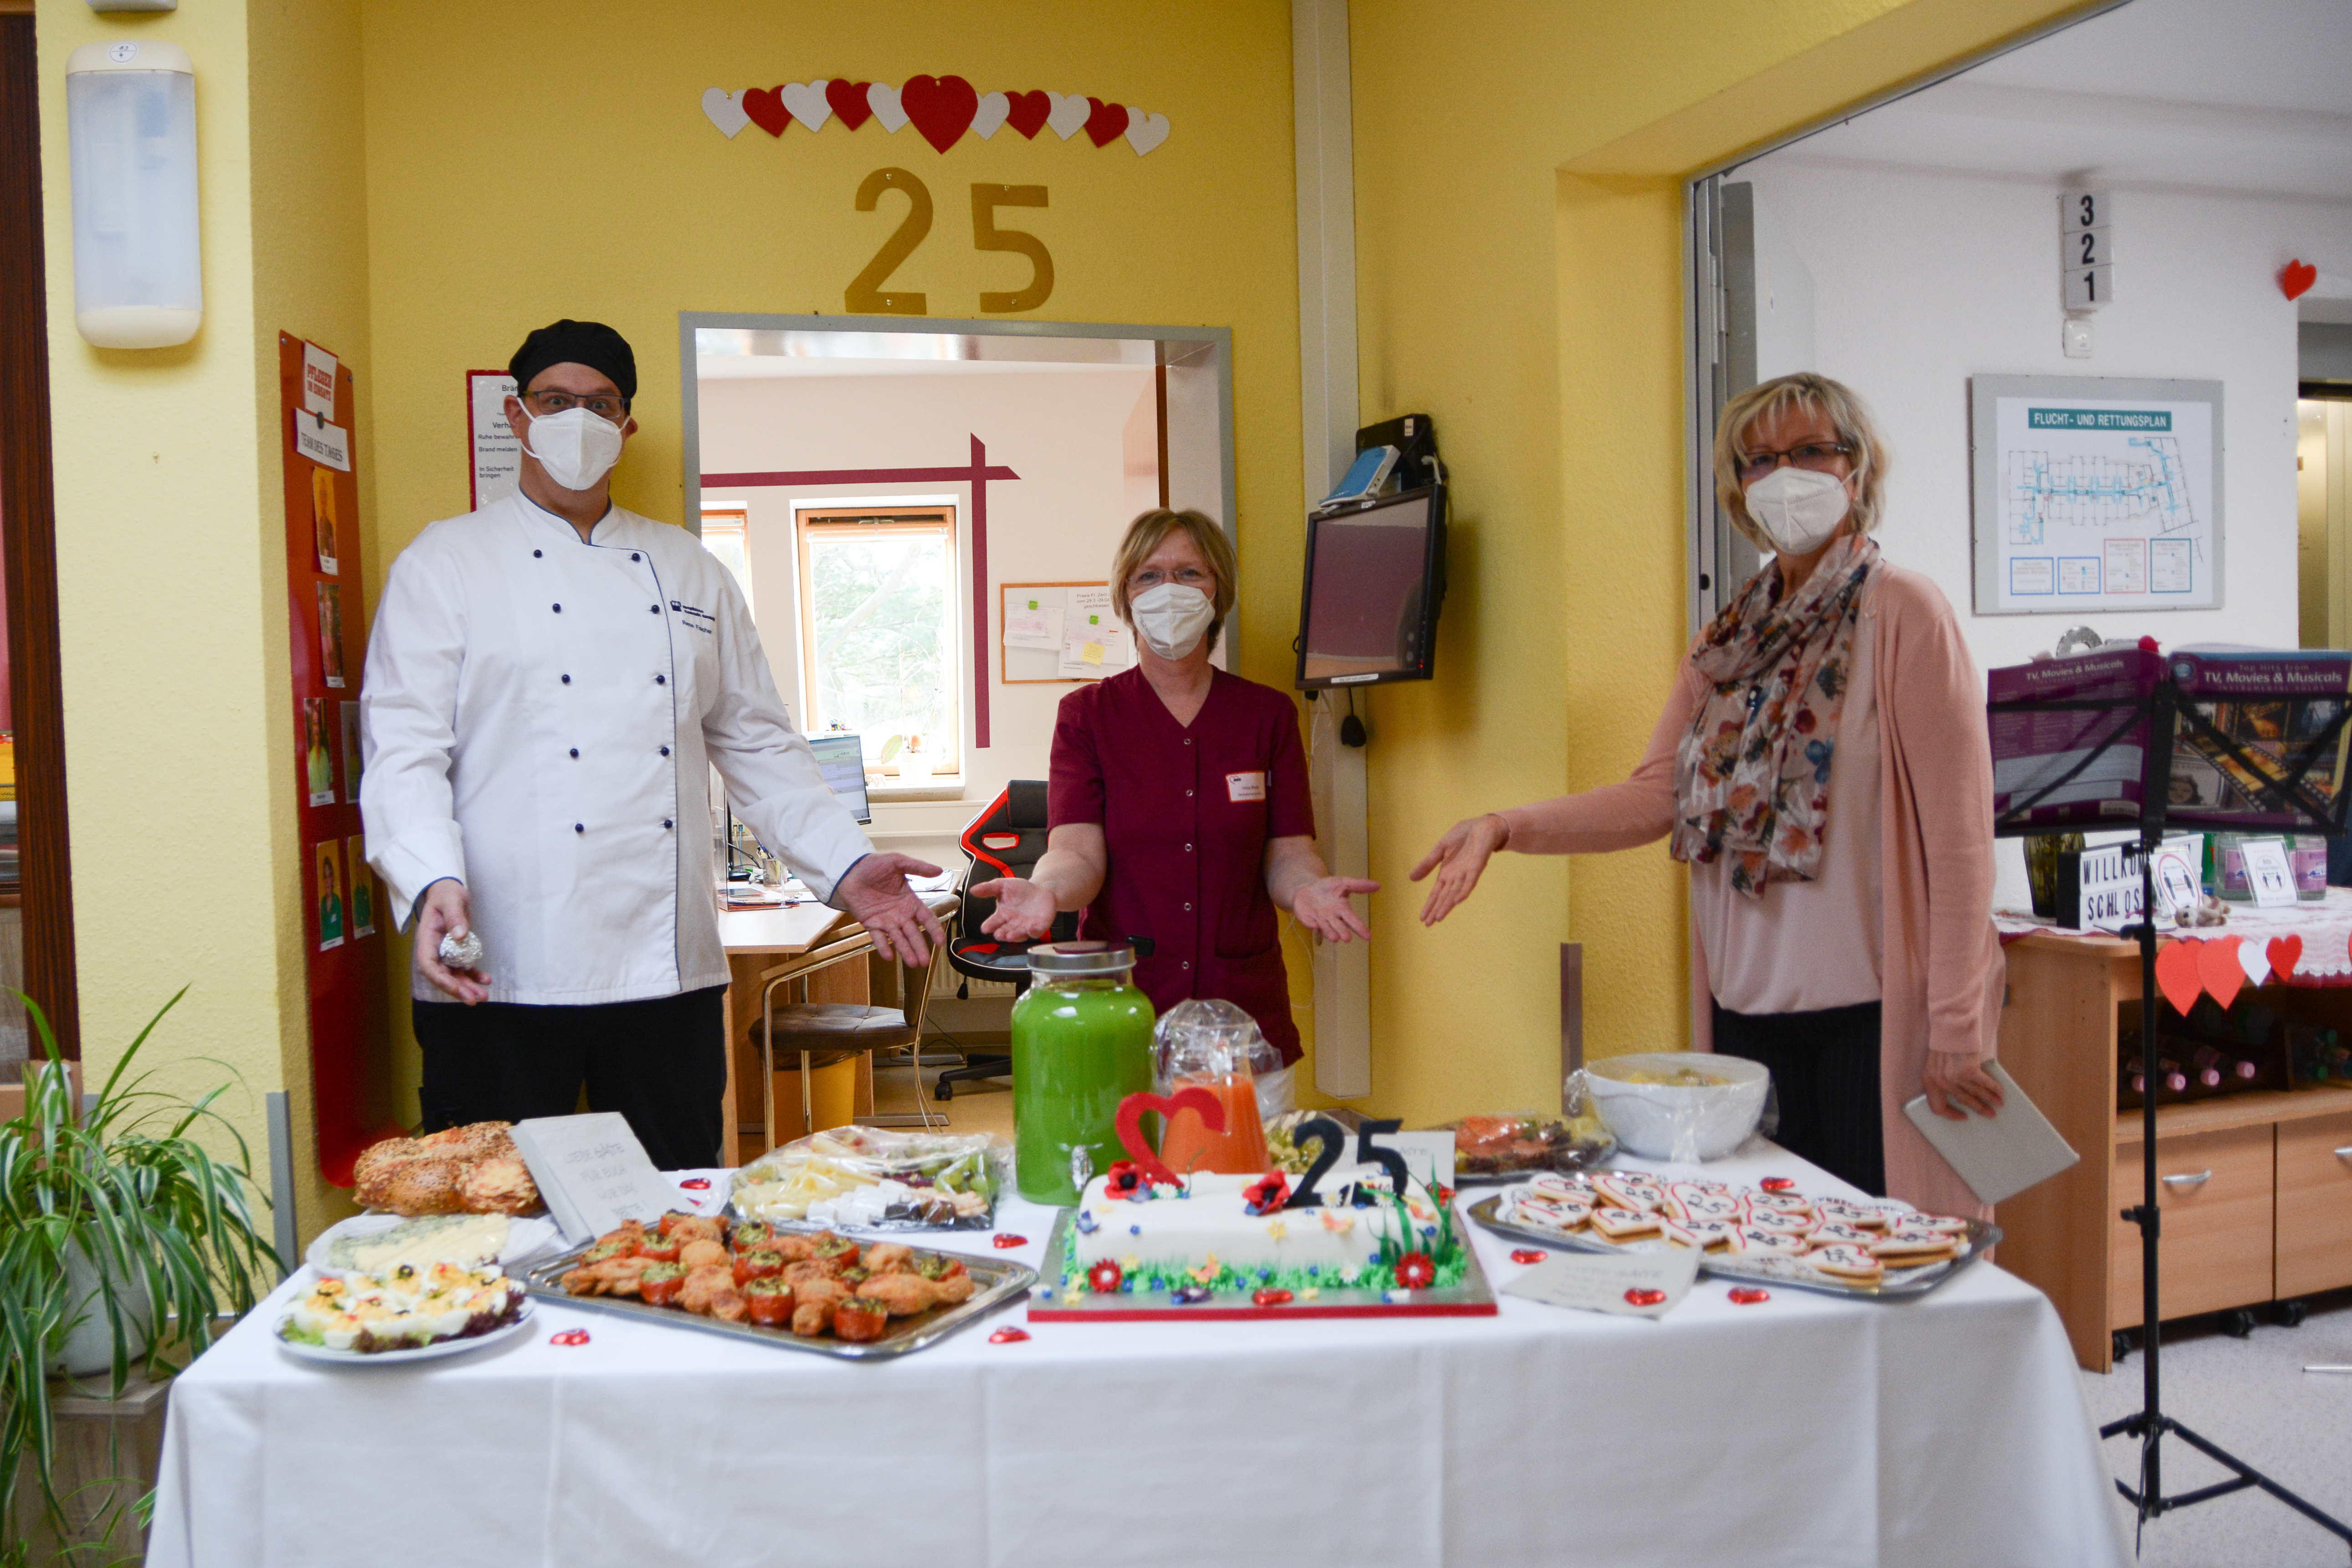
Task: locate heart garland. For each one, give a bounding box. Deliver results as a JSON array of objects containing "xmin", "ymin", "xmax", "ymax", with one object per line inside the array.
[
  {"xmin": 698, "ymin": 76, "xmax": 1170, "ymax": 154},
  {"xmin": 2142, "ymin": 931, "xmax": 2343, "ymax": 1013}
]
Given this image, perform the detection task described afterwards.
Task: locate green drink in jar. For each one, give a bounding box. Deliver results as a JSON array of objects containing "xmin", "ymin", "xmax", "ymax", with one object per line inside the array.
[{"xmin": 1011, "ymin": 942, "xmax": 1155, "ymax": 1205}]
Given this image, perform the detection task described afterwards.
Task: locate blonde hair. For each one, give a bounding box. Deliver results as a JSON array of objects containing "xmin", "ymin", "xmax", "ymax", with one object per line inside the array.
[
  {"xmin": 1109, "ymin": 508, "xmax": 1237, "ymax": 650},
  {"xmin": 1712, "ymin": 373, "xmax": 1890, "ymax": 551}
]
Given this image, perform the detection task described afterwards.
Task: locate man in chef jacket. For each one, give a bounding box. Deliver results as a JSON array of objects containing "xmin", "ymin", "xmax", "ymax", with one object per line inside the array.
[{"xmin": 361, "ymin": 319, "xmax": 945, "ymax": 1169}]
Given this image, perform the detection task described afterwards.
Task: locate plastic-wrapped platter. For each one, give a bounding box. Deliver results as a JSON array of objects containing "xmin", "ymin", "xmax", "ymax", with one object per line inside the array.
[{"xmin": 1442, "ymin": 1113, "xmax": 1618, "ymax": 1182}]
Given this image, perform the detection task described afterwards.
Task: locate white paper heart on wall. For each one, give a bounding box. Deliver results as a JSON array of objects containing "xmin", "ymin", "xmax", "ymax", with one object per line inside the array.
[
  {"xmin": 701, "ymin": 87, "xmax": 750, "ymax": 139},
  {"xmin": 868, "ymin": 81, "xmax": 909, "ymax": 132},
  {"xmin": 972, "ymin": 90, "xmax": 1010, "ymax": 139},
  {"xmin": 1045, "ymin": 91, "xmax": 1090, "ymax": 140},
  {"xmin": 779, "ymin": 79, "xmax": 832, "ymax": 131},
  {"xmin": 1125, "ymin": 108, "xmax": 1169, "ymax": 155}
]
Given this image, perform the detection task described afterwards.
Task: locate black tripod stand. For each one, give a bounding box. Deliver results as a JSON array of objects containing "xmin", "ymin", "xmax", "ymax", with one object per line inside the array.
[{"xmin": 1995, "ymin": 677, "xmax": 2352, "ymax": 1556}]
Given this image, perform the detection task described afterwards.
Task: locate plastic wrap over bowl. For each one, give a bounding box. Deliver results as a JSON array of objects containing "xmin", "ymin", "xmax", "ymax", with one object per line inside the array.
[{"xmin": 1583, "ymin": 1052, "xmax": 1769, "ymax": 1162}]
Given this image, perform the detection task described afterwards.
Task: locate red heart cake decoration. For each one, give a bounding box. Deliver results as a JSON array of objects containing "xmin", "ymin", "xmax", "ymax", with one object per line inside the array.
[
  {"xmin": 827, "ymin": 79, "xmax": 876, "ymax": 130},
  {"xmin": 742, "ymin": 86, "xmax": 791, "ymax": 137},
  {"xmin": 2282, "ymin": 260, "xmax": 2319, "ymax": 301},
  {"xmin": 1004, "ymin": 89, "xmax": 1050, "ymax": 139},
  {"xmin": 2195, "ymin": 936, "xmax": 2244, "ymax": 1011},
  {"xmin": 1083, "ymin": 97, "xmax": 1130, "ymax": 148},
  {"xmin": 988, "ymin": 1327, "xmax": 1030, "ymax": 1344},
  {"xmin": 901, "ymin": 73, "xmax": 978, "ymax": 154},
  {"xmin": 2154, "ymin": 940, "xmax": 2204, "ymax": 1015},
  {"xmin": 1113, "ymin": 1087, "xmax": 1225, "ymax": 1188},
  {"xmin": 2268, "ymin": 933, "xmax": 2303, "ymax": 981},
  {"xmin": 1623, "ymin": 1288, "xmax": 1669, "ymax": 1307},
  {"xmin": 1509, "ymin": 1249, "xmax": 1546, "ymax": 1265},
  {"xmin": 1727, "ymin": 1287, "xmax": 1771, "ymax": 1306}
]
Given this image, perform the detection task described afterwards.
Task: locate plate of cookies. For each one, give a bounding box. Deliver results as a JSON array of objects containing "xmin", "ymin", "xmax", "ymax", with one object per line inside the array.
[{"xmin": 1468, "ymin": 1170, "xmax": 1997, "ymax": 1299}]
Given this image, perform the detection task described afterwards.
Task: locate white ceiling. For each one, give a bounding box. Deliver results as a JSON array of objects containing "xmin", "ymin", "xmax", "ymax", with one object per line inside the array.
[{"xmin": 1754, "ymin": 0, "xmax": 2352, "ymax": 203}]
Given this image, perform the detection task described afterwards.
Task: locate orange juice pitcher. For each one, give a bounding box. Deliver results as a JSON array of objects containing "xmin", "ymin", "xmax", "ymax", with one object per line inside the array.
[
  {"xmin": 1152, "ymin": 1000, "xmax": 1279, "ymax": 1177},
  {"xmin": 1158, "ymin": 1071, "xmax": 1268, "ymax": 1177}
]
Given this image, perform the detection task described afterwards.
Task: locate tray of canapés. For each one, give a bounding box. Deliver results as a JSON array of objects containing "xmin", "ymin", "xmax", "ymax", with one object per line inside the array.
[
  {"xmin": 1468, "ymin": 1170, "xmax": 1998, "ymax": 1300},
  {"xmin": 522, "ymin": 1210, "xmax": 1034, "ymax": 1359}
]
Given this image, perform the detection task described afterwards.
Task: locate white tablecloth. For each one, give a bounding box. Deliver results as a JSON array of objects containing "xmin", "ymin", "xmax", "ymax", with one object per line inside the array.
[{"xmin": 147, "ymin": 1146, "xmax": 2129, "ymax": 1568}]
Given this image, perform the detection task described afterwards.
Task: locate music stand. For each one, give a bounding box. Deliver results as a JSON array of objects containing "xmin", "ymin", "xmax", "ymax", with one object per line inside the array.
[{"xmin": 1992, "ymin": 672, "xmax": 2352, "ymax": 1555}]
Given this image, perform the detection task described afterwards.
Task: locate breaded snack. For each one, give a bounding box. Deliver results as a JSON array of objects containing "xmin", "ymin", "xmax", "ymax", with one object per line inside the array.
[
  {"xmin": 458, "ymin": 1156, "xmax": 543, "ymax": 1217},
  {"xmin": 860, "ymin": 1242, "xmax": 915, "ymax": 1276},
  {"xmin": 678, "ymin": 1238, "xmax": 730, "ymax": 1274}
]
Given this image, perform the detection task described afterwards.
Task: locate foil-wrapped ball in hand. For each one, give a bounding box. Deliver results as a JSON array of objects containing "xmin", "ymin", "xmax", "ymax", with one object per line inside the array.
[{"xmin": 438, "ymin": 929, "xmax": 486, "ymax": 970}]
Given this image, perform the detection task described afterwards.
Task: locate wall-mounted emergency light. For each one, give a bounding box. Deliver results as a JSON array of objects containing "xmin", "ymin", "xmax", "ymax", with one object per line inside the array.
[{"xmin": 66, "ymin": 40, "xmax": 200, "ymax": 349}]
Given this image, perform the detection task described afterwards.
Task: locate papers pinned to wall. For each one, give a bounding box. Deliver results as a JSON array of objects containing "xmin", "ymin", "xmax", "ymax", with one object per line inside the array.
[{"xmin": 1001, "ymin": 581, "xmax": 1134, "ymax": 683}]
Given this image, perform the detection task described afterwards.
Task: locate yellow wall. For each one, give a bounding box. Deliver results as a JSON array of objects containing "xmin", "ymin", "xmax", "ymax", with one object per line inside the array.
[{"xmin": 1348, "ymin": 0, "xmax": 2095, "ymax": 1124}]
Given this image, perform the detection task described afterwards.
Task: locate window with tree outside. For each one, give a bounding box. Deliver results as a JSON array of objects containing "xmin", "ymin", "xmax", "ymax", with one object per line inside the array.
[{"xmin": 796, "ymin": 507, "xmax": 960, "ymax": 779}]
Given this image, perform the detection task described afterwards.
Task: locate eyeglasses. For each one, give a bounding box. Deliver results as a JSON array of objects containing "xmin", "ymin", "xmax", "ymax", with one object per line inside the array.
[
  {"xmin": 519, "ymin": 389, "xmax": 630, "ymax": 422},
  {"xmin": 1736, "ymin": 442, "xmax": 1853, "ymax": 482},
  {"xmin": 1129, "ymin": 565, "xmax": 1213, "ymax": 591}
]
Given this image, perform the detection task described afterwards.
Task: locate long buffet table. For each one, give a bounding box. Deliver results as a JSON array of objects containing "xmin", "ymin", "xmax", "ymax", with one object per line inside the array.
[{"xmin": 147, "ymin": 1145, "xmax": 2131, "ymax": 1568}]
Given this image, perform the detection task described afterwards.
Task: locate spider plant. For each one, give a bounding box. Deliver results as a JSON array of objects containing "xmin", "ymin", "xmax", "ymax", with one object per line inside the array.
[{"xmin": 0, "ymin": 988, "xmax": 277, "ymax": 1554}]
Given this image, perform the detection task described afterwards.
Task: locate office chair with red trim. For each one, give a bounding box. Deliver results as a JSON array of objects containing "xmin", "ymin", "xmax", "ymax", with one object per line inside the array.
[{"xmin": 936, "ymin": 781, "xmax": 1073, "ymax": 1100}]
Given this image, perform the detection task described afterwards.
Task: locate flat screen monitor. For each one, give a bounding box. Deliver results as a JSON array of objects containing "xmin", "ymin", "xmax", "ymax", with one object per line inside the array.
[
  {"xmin": 1294, "ymin": 483, "xmax": 1445, "ymax": 689},
  {"xmin": 807, "ymin": 732, "xmax": 872, "ymax": 825}
]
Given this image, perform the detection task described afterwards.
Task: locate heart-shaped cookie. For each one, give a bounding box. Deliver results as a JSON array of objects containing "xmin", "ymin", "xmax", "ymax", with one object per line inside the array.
[
  {"xmin": 1808, "ymin": 1243, "xmax": 1884, "ymax": 1280},
  {"xmin": 1726, "ymin": 1225, "xmax": 1806, "ymax": 1256},
  {"xmin": 1111, "ymin": 1087, "xmax": 1225, "ymax": 1188},
  {"xmin": 701, "ymin": 87, "xmax": 751, "ymax": 139}
]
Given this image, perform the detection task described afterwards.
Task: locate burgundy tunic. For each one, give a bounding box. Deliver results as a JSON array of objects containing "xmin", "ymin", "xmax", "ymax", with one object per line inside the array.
[{"xmin": 1048, "ymin": 667, "xmax": 1316, "ymax": 1064}]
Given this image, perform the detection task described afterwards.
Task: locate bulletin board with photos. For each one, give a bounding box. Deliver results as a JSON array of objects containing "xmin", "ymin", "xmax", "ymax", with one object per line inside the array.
[{"xmin": 280, "ymin": 332, "xmax": 395, "ymax": 1187}]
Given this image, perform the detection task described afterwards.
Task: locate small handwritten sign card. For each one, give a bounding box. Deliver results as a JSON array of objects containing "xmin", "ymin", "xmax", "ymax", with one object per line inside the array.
[
  {"xmin": 1500, "ymin": 1247, "xmax": 1700, "ymax": 1320},
  {"xmin": 510, "ymin": 1113, "xmax": 680, "ymax": 1244}
]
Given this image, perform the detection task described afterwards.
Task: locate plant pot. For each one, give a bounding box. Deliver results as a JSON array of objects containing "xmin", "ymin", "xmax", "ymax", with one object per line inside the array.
[{"xmin": 45, "ymin": 1241, "xmax": 155, "ymax": 1378}]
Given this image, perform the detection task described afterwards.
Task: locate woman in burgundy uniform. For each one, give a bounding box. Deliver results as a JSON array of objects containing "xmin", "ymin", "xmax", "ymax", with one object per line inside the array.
[{"xmin": 973, "ymin": 509, "xmax": 1378, "ymax": 1101}]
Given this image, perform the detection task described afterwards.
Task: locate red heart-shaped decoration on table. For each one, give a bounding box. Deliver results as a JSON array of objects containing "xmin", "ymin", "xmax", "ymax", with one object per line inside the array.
[
  {"xmin": 988, "ymin": 1327, "xmax": 1030, "ymax": 1344},
  {"xmin": 1083, "ymin": 97, "xmax": 1130, "ymax": 148},
  {"xmin": 1727, "ymin": 1287, "xmax": 1771, "ymax": 1306},
  {"xmin": 1623, "ymin": 1288, "xmax": 1669, "ymax": 1307},
  {"xmin": 678, "ymin": 1177, "xmax": 711, "ymax": 1191},
  {"xmin": 827, "ymin": 79, "xmax": 876, "ymax": 130},
  {"xmin": 2282, "ymin": 260, "xmax": 2319, "ymax": 301},
  {"xmin": 742, "ymin": 86, "xmax": 791, "ymax": 137},
  {"xmin": 1509, "ymin": 1249, "xmax": 1546, "ymax": 1265},
  {"xmin": 549, "ymin": 1329, "xmax": 591, "ymax": 1346},
  {"xmin": 1004, "ymin": 89, "xmax": 1051, "ymax": 139},
  {"xmin": 901, "ymin": 74, "xmax": 979, "ymax": 154},
  {"xmin": 1112, "ymin": 1087, "xmax": 1225, "ymax": 1188},
  {"xmin": 2154, "ymin": 940, "xmax": 2204, "ymax": 1015},
  {"xmin": 991, "ymin": 1233, "xmax": 1027, "ymax": 1249},
  {"xmin": 2195, "ymin": 936, "xmax": 2245, "ymax": 1011},
  {"xmin": 2269, "ymin": 933, "xmax": 2304, "ymax": 982},
  {"xmin": 1759, "ymin": 1177, "xmax": 1797, "ymax": 1193}
]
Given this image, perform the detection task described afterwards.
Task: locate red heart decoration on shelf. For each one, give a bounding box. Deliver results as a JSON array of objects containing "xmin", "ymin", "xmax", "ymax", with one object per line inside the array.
[
  {"xmin": 2154, "ymin": 940, "xmax": 2205, "ymax": 1015},
  {"xmin": 2282, "ymin": 260, "xmax": 2319, "ymax": 301},
  {"xmin": 742, "ymin": 86, "xmax": 791, "ymax": 137},
  {"xmin": 549, "ymin": 1329, "xmax": 591, "ymax": 1346},
  {"xmin": 991, "ymin": 1233, "xmax": 1028, "ymax": 1249},
  {"xmin": 2196, "ymin": 936, "xmax": 2245, "ymax": 1011},
  {"xmin": 901, "ymin": 74, "xmax": 979, "ymax": 154},
  {"xmin": 1509, "ymin": 1249, "xmax": 1546, "ymax": 1265},
  {"xmin": 988, "ymin": 1327, "xmax": 1030, "ymax": 1344},
  {"xmin": 827, "ymin": 79, "xmax": 876, "ymax": 130},
  {"xmin": 2269, "ymin": 934, "xmax": 2304, "ymax": 981},
  {"xmin": 1623, "ymin": 1288, "xmax": 1669, "ymax": 1307},
  {"xmin": 1112, "ymin": 1087, "xmax": 1225, "ymax": 1188},
  {"xmin": 1083, "ymin": 97, "xmax": 1130, "ymax": 148},
  {"xmin": 1004, "ymin": 89, "xmax": 1051, "ymax": 139},
  {"xmin": 1727, "ymin": 1287, "xmax": 1772, "ymax": 1306}
]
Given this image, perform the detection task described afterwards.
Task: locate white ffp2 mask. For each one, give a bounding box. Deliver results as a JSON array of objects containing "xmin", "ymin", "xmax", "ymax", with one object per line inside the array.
[
  {"xmin": 1743, "ymin": 466, "xmax": 1853, "ymax": 555},
  {"xmin": 523, "ymin": 406, "xmax": 627, "ymax": 492},
  {"xmin": 1130, "ymin": 582, "xmax": 1216, "ymax": 659}
]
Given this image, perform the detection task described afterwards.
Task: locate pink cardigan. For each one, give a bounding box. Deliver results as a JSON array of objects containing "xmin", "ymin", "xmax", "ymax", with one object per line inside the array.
[{"xmin": 1499, "ymin": 563, "xmax": 2003, "ymax": 1220}]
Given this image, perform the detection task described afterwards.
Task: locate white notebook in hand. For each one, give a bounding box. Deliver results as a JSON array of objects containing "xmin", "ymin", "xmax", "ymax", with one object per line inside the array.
[{"xmin": 1901, "ymin": 1062, "xmax": 2079, "ymax": 1207}]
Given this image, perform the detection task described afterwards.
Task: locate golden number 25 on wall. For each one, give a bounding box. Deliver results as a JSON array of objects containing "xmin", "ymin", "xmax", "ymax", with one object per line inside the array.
[{"xmin": 848, "ymin": 167, "xmax": 1053, "ymax": 315}]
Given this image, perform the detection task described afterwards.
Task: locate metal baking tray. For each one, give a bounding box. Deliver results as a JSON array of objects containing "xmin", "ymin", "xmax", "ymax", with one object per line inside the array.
[
  {"xmin": 521, "ymin": 1244, "xmax": 1034, "ymax": 1360},
  {"xmin": 1025, "ymin": 1204, "xmax": 1499, "ymax": 1321},
  {"xmin": 1466, "ymin": 1195, "xmax": 1999, "ymax": 1301}
]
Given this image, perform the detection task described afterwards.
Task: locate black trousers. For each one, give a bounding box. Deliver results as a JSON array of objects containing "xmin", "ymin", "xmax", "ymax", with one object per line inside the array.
[
  {"xmin": 1710, "ymin": 998, "xmax": 1885, "ymax": 1197},
  {"xmin": 414, "ymin": 986, "xmax": 728, "ymax": 1171}
]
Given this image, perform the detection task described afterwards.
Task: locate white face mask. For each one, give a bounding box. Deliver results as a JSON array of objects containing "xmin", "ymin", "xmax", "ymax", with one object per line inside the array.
[
  {"xmin": 1743, "ymin": 465, "xmax": 1853, "ymax": 556},
  {"xmin": 522, "ymin": 405, "xmax": 627, "ymax": 492},
  {"xmin": 1130, "ymin": 581, "xmax": 1217, "ymax": 659}
]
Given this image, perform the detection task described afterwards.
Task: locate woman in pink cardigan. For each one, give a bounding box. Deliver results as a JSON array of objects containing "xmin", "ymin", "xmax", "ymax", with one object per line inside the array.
[{"xmin": 1412, "ymin": 373, "xmax": 2004, "ymax": 1218}]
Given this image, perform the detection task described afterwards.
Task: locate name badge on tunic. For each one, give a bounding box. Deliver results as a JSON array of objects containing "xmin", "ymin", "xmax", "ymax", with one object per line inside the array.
[{"xmin": 1226, "ymin": 771, "xmax": 1267, "ymax": 803}]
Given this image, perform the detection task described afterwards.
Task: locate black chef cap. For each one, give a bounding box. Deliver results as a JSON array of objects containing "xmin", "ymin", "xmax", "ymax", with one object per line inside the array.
[{"xmin": 508, "ymin": 319, "xmax": 637, "ymax": 403}]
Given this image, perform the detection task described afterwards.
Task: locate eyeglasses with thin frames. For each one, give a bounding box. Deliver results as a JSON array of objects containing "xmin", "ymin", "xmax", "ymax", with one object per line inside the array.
[
  {"xmin": 518, "ymin": 389, "xmax": 630, "ymax": 422},
  {"xmin": 1128, "ymin": 565, "xmax": 1213, "ymax": 592},
  {"xmin": 1735, "ymin": 442, "xmax": 1853, "ymax": 482}
]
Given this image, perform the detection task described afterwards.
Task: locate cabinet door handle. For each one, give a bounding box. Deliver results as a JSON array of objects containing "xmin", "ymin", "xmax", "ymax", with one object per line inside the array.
[
  {"xmin": 2161, "ymin": 1170, "xmax": 2213, "ymax": 1188},
  {"xmin": 2334, "ymin": 1146, "xmax": 2352, "ymax": 1160}
]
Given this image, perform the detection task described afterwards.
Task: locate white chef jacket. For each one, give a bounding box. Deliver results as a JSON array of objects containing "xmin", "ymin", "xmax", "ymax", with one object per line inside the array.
[{"xmin": 360, "ymin": 492, "xmax": 873, "ymax": 1006}]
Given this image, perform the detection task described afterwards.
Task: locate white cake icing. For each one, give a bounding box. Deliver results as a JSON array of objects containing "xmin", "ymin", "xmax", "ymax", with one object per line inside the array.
[{"xmin": 1070, "ymin": 1172, "xmax": 1442, "ymax": 1284}]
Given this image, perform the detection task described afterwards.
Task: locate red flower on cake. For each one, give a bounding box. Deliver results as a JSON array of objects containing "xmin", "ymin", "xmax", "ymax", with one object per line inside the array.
[
  {"xmin": 1087, "ymin": 1260, "xmax": 1124, "ymax": 1295},
  {"xmin": 1104, "ymin": 1161, "xmax": 1145, "ymax": 1200},
  {"xmin": 1242, "ymin": 1172, "xmax": 1291, "ymax": 1215},
  {"xmin": 1393, "ymin": 1251, "xmax": 1436, "ymax": 1290}
]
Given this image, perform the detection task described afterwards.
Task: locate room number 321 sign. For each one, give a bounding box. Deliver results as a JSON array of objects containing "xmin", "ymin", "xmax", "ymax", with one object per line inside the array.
[{"xmin": 848, "ymin": 167, "xmax": 1053, "ymax": 315}]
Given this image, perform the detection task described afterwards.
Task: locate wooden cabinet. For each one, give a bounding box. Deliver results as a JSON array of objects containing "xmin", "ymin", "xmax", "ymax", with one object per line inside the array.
[
  {"xmin": 2108, "ymin": 1123, "xmax": 2273, "ymax": 1324},
  {"xmin": 2276, "ymin": 1110, "xmax": 2352, "ymax": 1298}
]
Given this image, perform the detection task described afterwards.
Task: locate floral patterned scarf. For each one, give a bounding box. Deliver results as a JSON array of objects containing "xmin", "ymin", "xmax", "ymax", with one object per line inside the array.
[{"xmin": 1671, "ymin": 532, "xmax": 1881, "ymax": 897}]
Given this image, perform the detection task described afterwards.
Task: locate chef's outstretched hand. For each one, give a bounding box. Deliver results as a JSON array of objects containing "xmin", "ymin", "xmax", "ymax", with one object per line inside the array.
[
  {"xmin": 1290, "ymin": 875, "xmax": 1380, "ymax": 943},
  {"xmin": 415, "ymin": 879, "xmax": 489, "ymax": 1005},
  {"xmin": 1410, "ymin": 813, "xmax": 1511, "ymax": 926},
  {"xmin": 971, "ymin": 876, "xmax": 1057, "ymax": 941},
  {"xmin": 836, "ymin": 853, "xmax": 949, "ymax": 966}
]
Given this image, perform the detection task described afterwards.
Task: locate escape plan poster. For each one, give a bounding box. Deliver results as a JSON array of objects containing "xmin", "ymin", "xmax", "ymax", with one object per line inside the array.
[{"xmin": 1973, "ymin": 378, "xmax": 2221, "ymax": 615}]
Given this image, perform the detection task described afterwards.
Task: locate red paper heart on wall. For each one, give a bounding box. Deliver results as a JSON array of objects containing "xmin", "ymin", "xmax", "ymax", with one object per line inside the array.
[
  {"xmin": 1112, "ymin": 1087, "xmax": 1225, "ymax": 1188},
  {"xmin": 901, "ymin": 74, "xmax": 979, "ymax": 154},
  {"xmin": 827, "ymin": 79, "xmax": 876, "ymax": 130},
  {"xmin": 2195, "ymin": 936, "xmax": 2245, "ymax": 1011},
  {"xmin": 2154, "ymin": 941, "xmax": 2204, "ymax": 1015},
  {"xmin": 742, "ymin": 86, "xmax": 791, "ymax": 137},
  {"xmin": 1083, "ymin": 97, "xmax": 1130, "ymax": 148},
  {"xmin": 2268, "ymin": 934, "xmax": 2303, "ymax": 980},
  {"xmin": 2282, "ymin": 260, "xmax": 2319, "ymax": 301},
  {"xmin": 1004, "ymin": 90, "xmax": 1051, "ymax": 139}
]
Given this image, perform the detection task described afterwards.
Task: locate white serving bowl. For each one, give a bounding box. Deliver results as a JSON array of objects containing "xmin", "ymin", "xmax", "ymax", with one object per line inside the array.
[{"xmin": 1584, "ymin": 1052, "xmax": 1769, "ymax": 1161}]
